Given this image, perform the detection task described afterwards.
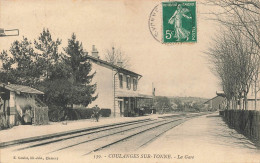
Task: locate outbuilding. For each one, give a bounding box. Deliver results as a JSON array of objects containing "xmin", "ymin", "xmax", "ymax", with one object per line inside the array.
[
  {"xmin": 204, "ymin": 92, "xmax": 226, "ymax": 111},
  {"xmin": 0, "ymin": 83, "xmax": 48, "ymax": 128}
]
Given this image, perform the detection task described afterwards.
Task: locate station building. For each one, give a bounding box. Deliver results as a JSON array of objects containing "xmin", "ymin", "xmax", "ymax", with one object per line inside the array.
[{"xmin": 86, "ymin": 46, "xmax": 152, "ymax": 117}]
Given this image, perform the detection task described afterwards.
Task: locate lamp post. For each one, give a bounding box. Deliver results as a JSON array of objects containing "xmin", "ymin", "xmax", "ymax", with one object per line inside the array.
[{"xmin": 0, "ymin": 28, "xmax": 19, "ymax": 37}]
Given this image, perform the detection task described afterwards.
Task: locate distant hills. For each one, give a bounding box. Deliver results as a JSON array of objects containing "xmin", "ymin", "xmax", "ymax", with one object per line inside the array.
[{"xmin": 157, "ymin": 96, "xmax": 209, "ymax": 104}]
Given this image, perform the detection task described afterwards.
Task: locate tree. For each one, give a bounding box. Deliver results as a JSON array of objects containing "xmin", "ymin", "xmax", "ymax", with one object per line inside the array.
[
  {"xmin": 205, "ymin": 0, "xmax": 260, "ymax": 48},
  {"xmin": 173, "ymin": 98, "xmax": 184, "ymax": 111},
  {"xmin": 0, "ymin": 29, "xmax": 65, "ymax": 86},
  {"xmin": 0, "ymin": 50, "xmax": 15, "ymax": 84},
  {"xmin": 0, "ymin": 37, "xmax": 41, "ymax": 87},
  {"xmin": 252, "ymin": 57, "xmax": 260, "ymax": 110},
  {"xmin": 206, "ymin": 27, "xmax": 259, "ymax": 110},
  {"xmin": 192, "ymin": 102, "xmax": 204, "ymax": 112},
  {"xmin": 63, "ymin": 33, "xmax": 97, "ymax": 107},
  {"xmin": 104, "ymin": 45, "xmax": 130, "ymax": 68},
  {"xmin": 0, "ymin": 30, "xmax": 98, "ymax": 121},
  {"xmin": 154, "ymin": 96, "xmax": 173, "ymax": 113},
  {"xmin": 34, "ymin": 28, "xmax": 62, "ymax": 80},
  {"xmin": 205, "ymin": 1, "xmax": 260, "ymax": 110},
  {"xmin": 0, "ymin": 29, "xmax": 70, "ymax": 121},
  {"xmin": 207, "ymin": 0, "xmax": 260, "ymax": 108}
]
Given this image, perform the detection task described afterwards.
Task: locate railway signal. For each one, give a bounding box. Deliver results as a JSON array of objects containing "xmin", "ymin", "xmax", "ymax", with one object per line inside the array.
[{"xmin": 0, "ymin": 28, "xmax": 19, "ymax": 37}]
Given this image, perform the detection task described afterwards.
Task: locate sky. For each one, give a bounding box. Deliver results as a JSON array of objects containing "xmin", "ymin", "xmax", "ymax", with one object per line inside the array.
[{"xmin": 0, "ymin": 0, "xmax": 221, "ymax": 98}]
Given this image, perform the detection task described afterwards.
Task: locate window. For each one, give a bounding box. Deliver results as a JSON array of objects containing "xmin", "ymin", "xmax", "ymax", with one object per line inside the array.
[
  {"xmin": 251, "ymin": 84, "xmax": 254, "ymax": 96},
  {"xmin": 127, "ymin": 76, "xmax": 131, "ymax": 90},
  {"xmin": 119, "ymin": 74, "xmax": 123, "ymax": 88},
  {"xmin": 133, "ymin": 78, "xmax": 137, "ymax": 91}
]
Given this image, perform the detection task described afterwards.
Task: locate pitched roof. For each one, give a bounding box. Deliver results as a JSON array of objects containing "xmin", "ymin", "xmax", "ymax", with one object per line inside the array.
[
  {"xmin": 216, "ymin": 91, "xmax": 225, "ymax": 97},
  {"xmin": 86, "ymin": 55, "xmax": 142, "ymax": 77},
  {"xmin": 0, "ymin": 83, "xmax": 44, "ymax": 95},
  {"xmin": 204, "ymin": 95, "xmax": 225, "ymax": 104}
]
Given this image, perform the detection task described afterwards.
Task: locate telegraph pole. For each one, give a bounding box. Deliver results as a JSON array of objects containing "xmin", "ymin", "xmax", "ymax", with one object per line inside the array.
[{"xmin": 152, "ymin": 82, "xmax": 155, "ymax": 112}]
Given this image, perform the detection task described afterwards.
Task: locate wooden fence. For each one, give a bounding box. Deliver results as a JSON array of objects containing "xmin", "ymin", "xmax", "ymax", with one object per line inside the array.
[
  {"xmin": 220, "ymin": 110, "xmax": 260, "ymax": 146},
  {"xmin": 34, "ymin": 106, "xmax": 49, "ymax": 125}
]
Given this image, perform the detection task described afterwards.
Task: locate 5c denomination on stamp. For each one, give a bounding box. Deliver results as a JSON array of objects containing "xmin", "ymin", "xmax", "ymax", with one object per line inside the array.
[{"xmin": 149, "ymin": 1, "xmax": 197, "ymax": 44}]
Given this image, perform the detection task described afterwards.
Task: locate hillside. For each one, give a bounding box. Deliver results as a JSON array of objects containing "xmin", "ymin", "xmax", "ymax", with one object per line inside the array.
[{"xmin": 168, "ymin": 96, "xmax": 209, "ymax": 104}]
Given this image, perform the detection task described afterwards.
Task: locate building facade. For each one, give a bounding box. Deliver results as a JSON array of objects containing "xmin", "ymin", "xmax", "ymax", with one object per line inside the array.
[{"xmin": 87, "ymin": 46, "xmax": 152, "ymax": 117}]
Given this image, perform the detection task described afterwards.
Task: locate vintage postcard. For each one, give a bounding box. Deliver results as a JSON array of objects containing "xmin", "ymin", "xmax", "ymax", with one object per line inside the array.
[{"xmin": 0, "ymin": 0, "xmax": 260, "ymax": 163}]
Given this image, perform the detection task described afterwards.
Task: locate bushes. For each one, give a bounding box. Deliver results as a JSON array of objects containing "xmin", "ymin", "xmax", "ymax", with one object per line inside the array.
[
  {"xmin": 68, "ymin": 108, "xmax": 112, "ymax": 120},
  {"xmin": 48, "ymin": 106, "xmax": 112, "ymax": 122},
  {"xmin": 48, "ymin": 107, "xmax": 95, "ymax": 121},
  {"xmin": 48, "ymin": 105, "xmax": 66, "ymax": 122}
]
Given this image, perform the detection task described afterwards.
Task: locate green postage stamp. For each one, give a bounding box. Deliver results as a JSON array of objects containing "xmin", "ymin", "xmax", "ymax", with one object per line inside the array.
[{"xmin": 162, "ymin": 1, "xmax": 196, "ymax": 43}]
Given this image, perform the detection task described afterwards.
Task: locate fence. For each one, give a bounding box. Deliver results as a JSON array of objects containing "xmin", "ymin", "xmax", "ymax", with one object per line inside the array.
[
  {"xmin": 0, "ymin": 112, "xmax": 8, "ymax": 130},
  {"xmin": 34, "ymin": 106, "xmax": 49, "ymax": 125},
  {"xmin": 220, "ymin": 110, "xmax": 260, "ymax": 146}
]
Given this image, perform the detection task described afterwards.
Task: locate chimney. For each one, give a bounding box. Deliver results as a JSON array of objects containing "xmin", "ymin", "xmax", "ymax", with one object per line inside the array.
[
  {"xmin": 117, "ymin": 61, "xmax": 123, "ymax": 67},
  {"xmin": 91, "ymin": 45, "xmax": 99, "ymax": 58}
]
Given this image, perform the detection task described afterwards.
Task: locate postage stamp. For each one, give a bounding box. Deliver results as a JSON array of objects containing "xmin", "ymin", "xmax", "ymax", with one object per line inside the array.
[
  {"xmin": 162, "ymin": 1, "xmax": 197, "ymax": 43},
  {"xmin": 148, "ymin": 1, "xmax": 197, "ymax": 44}
]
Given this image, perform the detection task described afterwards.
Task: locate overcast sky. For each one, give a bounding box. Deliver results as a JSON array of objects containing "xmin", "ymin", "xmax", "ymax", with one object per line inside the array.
[{"xmin": 0, "ymin": 0, "xmax": 221, "ymax": 98}]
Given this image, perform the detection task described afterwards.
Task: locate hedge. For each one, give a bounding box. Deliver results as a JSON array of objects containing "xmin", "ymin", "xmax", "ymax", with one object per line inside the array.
[
  {"xmin": 67, "ymin": 108, "xmax": 94, "ymax": 120},
  {"xmin": 48, "ymin": 105, "xmax": 66, "ymax": 122},
  {"xmin": 99, "ymin": 109, "xmax": 111, "ymax": 117},
  {"xmin": 48, "ymin": 106, "xmax": 112, "ymax": 122},
  {"xmin": 220, "ymin": 110, "xmax": 260, "ymax": 146}
]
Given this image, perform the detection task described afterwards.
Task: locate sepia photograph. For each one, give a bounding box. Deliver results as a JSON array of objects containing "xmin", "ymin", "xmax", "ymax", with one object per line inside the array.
[{"xmin": 0, "ymin": 0, "xmax": 260, "ymax": 162}]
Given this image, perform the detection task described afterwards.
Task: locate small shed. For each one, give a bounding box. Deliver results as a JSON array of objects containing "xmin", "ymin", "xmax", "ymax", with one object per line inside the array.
[{"xmin": 0, "ymin": 83, "xmax": 48, "ymax": 128}]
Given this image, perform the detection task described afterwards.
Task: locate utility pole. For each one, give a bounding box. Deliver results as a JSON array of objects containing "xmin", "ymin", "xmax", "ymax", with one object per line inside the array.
[{"xmin": 152, "ymin": 82, "xmax": 155, "ymax": 111}]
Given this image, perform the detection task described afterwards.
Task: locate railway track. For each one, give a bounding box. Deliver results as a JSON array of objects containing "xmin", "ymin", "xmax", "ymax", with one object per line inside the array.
[
  {"xmin": 1, "ymin": 113, "xmax": 207, "ymax": 157},
  {"xmin": 0, "ymin": 118, "xmax": 151, "ymax": 148}
]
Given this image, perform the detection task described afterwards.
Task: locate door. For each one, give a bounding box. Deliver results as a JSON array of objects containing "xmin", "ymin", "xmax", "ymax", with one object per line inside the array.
[
  {"xmin": 119, "ymin": 101, "xmax": 123, "ymax": 116},
  {"xmin": 124, "ymin": 98, "xmax": 129, "ymax": 117}
]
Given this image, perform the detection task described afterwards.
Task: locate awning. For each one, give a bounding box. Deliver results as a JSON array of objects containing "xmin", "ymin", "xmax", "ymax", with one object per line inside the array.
[
  {"xmin": 116, "ymin": 91, "xmax": 153, "ymax": 99},
  {"xmin": 138, "ymin": 93, "xmax": 153, "ymax": 99},
  {"xmin": 0, "ymin": 83, "xmax": 44, "ymax": 95}
]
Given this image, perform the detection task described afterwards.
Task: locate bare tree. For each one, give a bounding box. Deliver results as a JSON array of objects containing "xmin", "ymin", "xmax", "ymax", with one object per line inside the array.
[
  {"xmin": 205, "ymin": 0, "xmax": 260, "ymax": 48},
  {"xmin": 252, "ymin": 51, "xmax": 260, "ymax": 110},
  {"xmin": 205, "ymin": 0, "xmax": 260, "ymax": 110},
  {"xmin": 104, "ymin": 45, "xmax": 130, "ymax": 69},
  {"xmin": 206, "ymin": 26, "xmax": 259, "ymax": 110}
]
